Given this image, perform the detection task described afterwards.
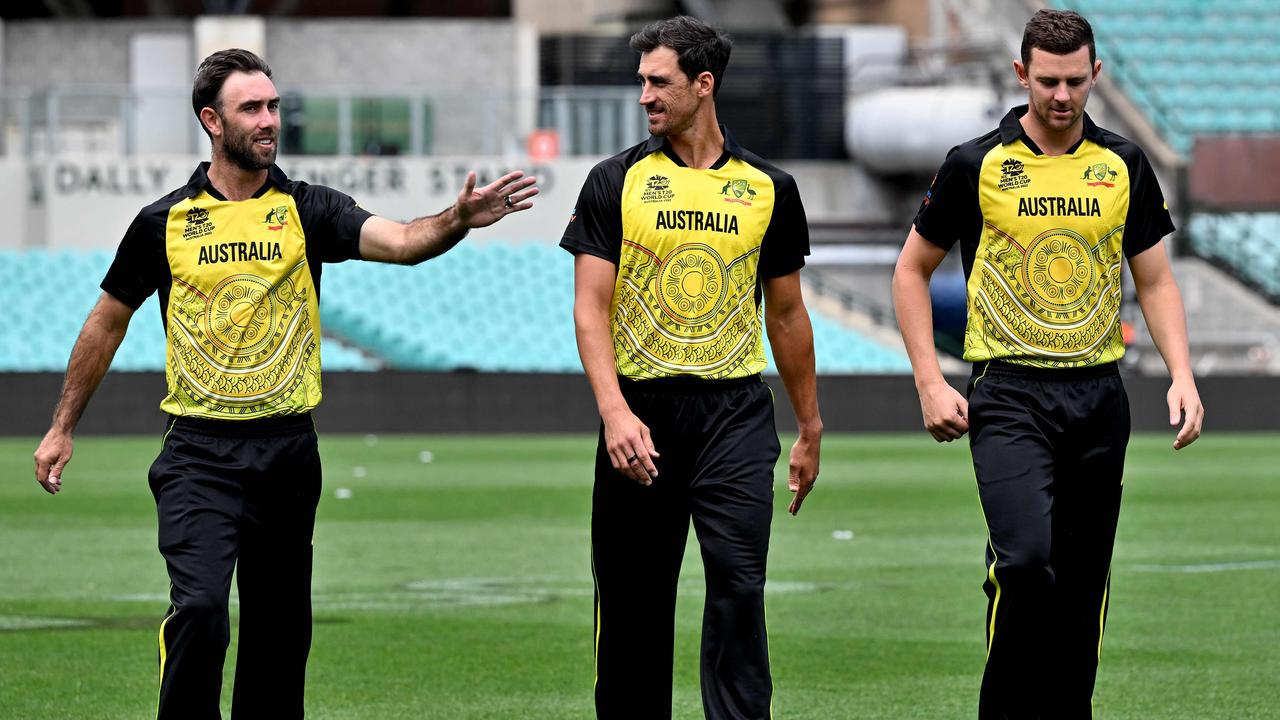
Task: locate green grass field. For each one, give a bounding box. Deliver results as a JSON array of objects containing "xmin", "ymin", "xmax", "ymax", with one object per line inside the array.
[{"xmin": 2, "ymin": 433, "xmax": 1277, "ymax": 719}]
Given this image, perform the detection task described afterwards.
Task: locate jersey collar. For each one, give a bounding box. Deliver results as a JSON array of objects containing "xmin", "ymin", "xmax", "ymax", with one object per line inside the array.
[
  {"xmin": 998, "ymin": 104, "xmax": 1104, "ymax": 156},
  {"xmin": 183, "ymin": 162, "xmax": 290, "ymax": 201},
  {"xmin": 643, "ymin": 124, "xmax": 742, "ymax": 170}
]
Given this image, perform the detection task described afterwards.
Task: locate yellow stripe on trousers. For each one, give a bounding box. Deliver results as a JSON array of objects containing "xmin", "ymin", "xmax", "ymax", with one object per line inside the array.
[
  {"xmin": 155, "ymin": 598, "xmax": 176, "ymax": 718},
  {"xmin": 986, "ymin": 543, "xmax": 1002, "ymax": 659},
  {"xmin": 1097, "ymin": 566, "xmax": 1112, "ymax": 659},
  {"xmin": 591, "ymin": 543, "xmax": 601, "ymax": 689}
]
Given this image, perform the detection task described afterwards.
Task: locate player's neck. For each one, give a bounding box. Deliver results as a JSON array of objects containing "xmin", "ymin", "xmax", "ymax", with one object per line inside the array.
[
  {"xmin": 206, "ymin": 156, "xmax": 269, "ymax": 202},
  {"xmin": 666, "ymin": 110, "xmax": 725, "ymax": 169},
  {"xmin": 1020, "ymin": 112, "xmax": 1084, "ymax": 157}
]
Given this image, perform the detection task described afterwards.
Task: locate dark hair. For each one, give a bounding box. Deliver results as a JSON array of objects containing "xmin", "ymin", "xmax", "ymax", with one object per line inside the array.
[
  {"xmin": 1021, "ymin": 9, "xmax": 1095, "ymax": 67},
  {"xmin": 192, "ymin": 48, "xmax": 273, "ymax": 137},
  {"xmin": 629, "ymin": 15, "xmax": 732, "ymax": 97}
]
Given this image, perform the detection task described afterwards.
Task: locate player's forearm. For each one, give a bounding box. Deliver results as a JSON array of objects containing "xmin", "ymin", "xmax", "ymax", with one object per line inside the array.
[
  {"xmin": 1135, "ymin": 278, "xmax": 1193, "ymax": 381},
  {"xmin": 766, "ymin": 307, "xmax": 822, "ymax": 435},
  {"xmin": 892, "ymin": 265, "xmax": 948, "ymax": 390},
  {"xmin": 574, "ymin": 301, "xmax": 629, "ymax": 419},
  {"xmin": 398, "ymin": 205, "xmax": 469, "ymax": 264},
  {"xmin": 51, "ymin": 297, "xmax": 131, "ymax": 433}
]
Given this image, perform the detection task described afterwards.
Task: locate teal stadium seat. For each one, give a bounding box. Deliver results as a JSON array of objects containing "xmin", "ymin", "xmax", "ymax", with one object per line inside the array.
[
  {"xmin": 0, "ymin": 249, "xmax": 375, "ymax": 372},
  {"xmin": 1, "ymin": 246, "xmax": 908, "ymax": 374},
  {"xmin": 319, "ymin": 242, "xmax": 911, "ymax": 374},
  {"xmin": 1055, "ymin": 0, "xmax": 1280, "ymax": 151},
  {"xmin": 1189, "ymin": 213, "xmax": 1280, "ymax": 300}
]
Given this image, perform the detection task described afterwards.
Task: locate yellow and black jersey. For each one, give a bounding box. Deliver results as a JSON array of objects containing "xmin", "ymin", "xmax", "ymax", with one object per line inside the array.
[
  {"xmin": 102, "ymin": 163, "xmax": 372, "ymax": 419},
  {"xmin": 914, "ymin": 106, "xmax": 1174, "ymax": 368},
  {"xmin": 560, "ymin": 128, "xmax": 809, "ymax": 380}
]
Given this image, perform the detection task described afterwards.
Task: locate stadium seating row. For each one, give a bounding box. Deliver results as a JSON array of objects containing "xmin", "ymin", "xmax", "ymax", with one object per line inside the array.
[
  {"xmin": 320, "ymin": 243, "xmax": 911, "ymax": 373},
  {"xmin": 0, "ymin": 249, "xmax": 377, "ymax": 373},
  {"xmin": 1187, "ymin": 213, "xmax": 1280, "ymax": 299},
  {"xmin": 1055, "ymin": 0, "xmax": 1280, "ymax": 154},
  {"xmin": 0, "ymin": 246, "xmax": 911, "ymax": 374},
  {"xmin": 1068, "ymin": 0, "xmax": 1279, "ymax": 17}
]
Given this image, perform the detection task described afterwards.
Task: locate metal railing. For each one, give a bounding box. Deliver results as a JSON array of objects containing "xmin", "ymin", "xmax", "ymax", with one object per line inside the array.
[{"xmin": 0, "ymin": 86, "xmax": 649, "ymax": 159}]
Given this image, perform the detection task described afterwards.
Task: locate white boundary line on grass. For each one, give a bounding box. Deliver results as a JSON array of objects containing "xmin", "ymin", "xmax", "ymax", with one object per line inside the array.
[
  {"xmin": 99, "ymin": 577, "xmax": 832, "ymax": 612},
  {"xmin": 1129, "ymin": 560, "xmax": 1280, "ymax": 573},
  {"xmin": 0, "ymin": 615, "xmax": 93, "ymax": 630}
]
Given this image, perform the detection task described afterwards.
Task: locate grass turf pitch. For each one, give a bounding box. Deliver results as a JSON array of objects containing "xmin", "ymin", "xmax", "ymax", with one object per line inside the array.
[{"xmin": 1, "ymin": 433, "xmax": 1277, "ymax": 718}]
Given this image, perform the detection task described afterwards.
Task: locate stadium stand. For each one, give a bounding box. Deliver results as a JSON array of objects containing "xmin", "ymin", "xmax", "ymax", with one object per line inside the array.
[
  {"xmin": 1187, "ymin": 213, "xmax": 1280, "ymax": 300},
  {"xmin": 0, "ymin": 249, "xmax": 377, "ymax": 372},
  {"xmin": 321, "ymin": 242, "xmax": 912, "ymax": 373},
  {"xmin": 1055, "ymin": 0, "xmax": 1280, "ymax": 154},
  {"xmin": 1, "ymin": 245, "xmax": 909, "ymax": 374}
]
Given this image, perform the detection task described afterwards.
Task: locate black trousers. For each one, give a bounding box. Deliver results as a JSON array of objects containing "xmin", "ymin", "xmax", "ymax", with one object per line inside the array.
[
  {"xmin": 592, "ymin": 376, "xmax": 780, "ymax": 720},
  {"xmin": 967, "ymin": 361, "xmax": 1130, "ymax": 720},
  {"xmin": 149, "ymin": 413, "xmax": 322, "ymax": 720}
]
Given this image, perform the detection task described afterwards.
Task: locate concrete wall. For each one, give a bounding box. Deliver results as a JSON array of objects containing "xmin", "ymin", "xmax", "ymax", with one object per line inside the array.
[
  {"xmin": 265, "ymin": 19, "xmax": 536, "ymax": 152},
  {"xmin": 4, "ymin": 371, "xmax": 1275, "ymax": 436},
  {"xmin": 3, "ymin": 20, "xmax": 190, "ymax": 90},
  {"xmin": 3, "ymin": 18, "xmax": 534, "ymax": 156}
]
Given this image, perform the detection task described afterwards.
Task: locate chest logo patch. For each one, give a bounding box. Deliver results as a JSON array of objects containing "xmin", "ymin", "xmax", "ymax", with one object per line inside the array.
[
  {"xmin": 720, "ymin": 178, "xmax": 757, "ymax": 206},
  {"xmin": 998, "ymin": 158, "xmax": 1031, "ymax": 191},
  {"xmin": 641, "ymin": 175, "xmax": 675, "ymax": 203},
  {"xmin": 264, "ymin": 206, "xmax": 290, "ymax": 230},
  {"xmin": 1082, "ymin": 163, "xmax": 1118, "ymax": 188},
  {"xmin": 183, "ymin": 207, "xmax": 215, "ymax": 240}
]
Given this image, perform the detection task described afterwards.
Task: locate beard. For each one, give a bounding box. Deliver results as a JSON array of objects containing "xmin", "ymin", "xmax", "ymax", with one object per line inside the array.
[
  {"xmin": 221, "ymin": 119, "xmax": 277, "ymax": 171},
  {"xmin": 647, "ymin": 109, "xmax": 693, "ymax": 138}
]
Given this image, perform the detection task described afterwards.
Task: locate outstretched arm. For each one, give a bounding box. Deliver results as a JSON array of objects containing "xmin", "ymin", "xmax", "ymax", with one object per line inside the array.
[
  {"xmin": 34, "ymin": 292, "xmax": 135, "ymax": 494},
  {"xmin": 764, "ymin": 271, "xmax": 823, "ymax": 515},
  {"xmin": 358, "ymin": 170, "xmax": 539, "ymax": 265},
  {"xmin": 1129, "ymin": 240, "xmax": 1203, "ymax": 449},
  {"xmin": 572, "ymin": 253, "xmax": 659, "ymax": 485},
  {"xmin": 892, "ymin": 226, "xmax": 969, "ymax": 442}
]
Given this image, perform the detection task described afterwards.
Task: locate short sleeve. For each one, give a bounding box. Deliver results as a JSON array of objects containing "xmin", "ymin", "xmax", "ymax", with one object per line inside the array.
[
  {"xmin": 913, "ymin": 145, "xmax": 981, "ymax": 251},
  {"xmin": 560, "ymin": 160, "xmax": 624, "ymax": 263},
  {"xmin": 1121, "ymin": 147, "xmax": 1176, "ymax": 258},
  {"xmin": 758, "ymin": 174, "xmax": 809, "ymax": 278},
  {"xmin": 100, "ymin": 205, "xmax": 170, "ymax": 310},
  {"xmin": 296, "ymin": 184, "xmax": 373, "ymax": 264}
]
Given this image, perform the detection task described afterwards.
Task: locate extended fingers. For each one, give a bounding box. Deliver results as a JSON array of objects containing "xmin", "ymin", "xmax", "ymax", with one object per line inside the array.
[
  {"xmin": 460, "ymin": 171, "xmax": 478, "ymax": 199},
  {"xmin": 484, "ymin": 170, "xmax": 526, "ymax": 193}
]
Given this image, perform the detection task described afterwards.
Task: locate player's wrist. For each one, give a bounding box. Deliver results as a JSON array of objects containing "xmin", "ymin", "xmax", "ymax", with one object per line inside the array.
[
  {"xmin": 598, "ymin": 398, "xmax": 633, "ymax": 422},
  {"xmin": 915, "ymin": 375, "xmax": 950, "ymax": 393},
  {"xmin": 795, "ymin": 417, "xmax": 823, "ymax": 438},
  {"xmin": 445, "ymin": 202, "xmax": 469, "ymax": 232}
]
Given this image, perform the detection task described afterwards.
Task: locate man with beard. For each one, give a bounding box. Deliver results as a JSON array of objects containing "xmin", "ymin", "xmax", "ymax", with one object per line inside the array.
[
  {"xmin": 892, "ymin": 9, "xmax": 1203, "ymax": 717},
  {"xmin": 561, "ymin": 16, "xmax": 821, "ymax": 719},
  {"xmin": 31, "ymin": 48, "xmax": 537, "ymax": 719}
]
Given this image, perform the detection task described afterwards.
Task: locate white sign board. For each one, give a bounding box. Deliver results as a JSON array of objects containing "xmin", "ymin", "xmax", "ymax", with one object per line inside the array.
[{"xmin": 41, "ymin": 155, "xmax": 596, "ymax": 249}]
